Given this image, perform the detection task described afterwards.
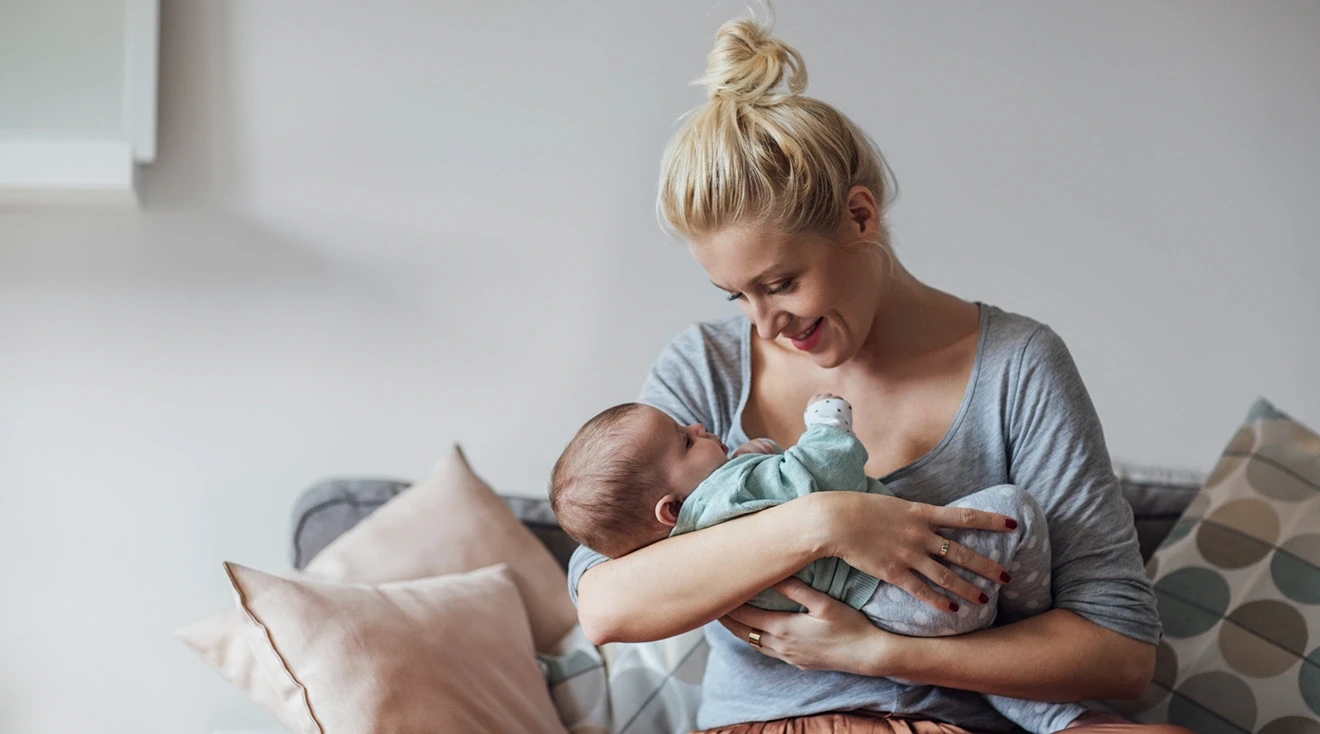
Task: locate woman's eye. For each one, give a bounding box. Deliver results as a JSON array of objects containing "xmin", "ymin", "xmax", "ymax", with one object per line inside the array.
[
  {"xmin": 725, "ymin": 292, "xmax": 743, "ymax": 302},
  {"xmin": 768, "ymin": 279, "xmax": 794, "ymax": 295}
]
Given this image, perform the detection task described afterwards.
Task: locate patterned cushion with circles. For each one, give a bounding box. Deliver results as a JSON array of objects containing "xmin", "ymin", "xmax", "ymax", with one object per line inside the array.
[{"xmin": 1106, "ymin": 398, "xmax": 1320, "ymax": 733}]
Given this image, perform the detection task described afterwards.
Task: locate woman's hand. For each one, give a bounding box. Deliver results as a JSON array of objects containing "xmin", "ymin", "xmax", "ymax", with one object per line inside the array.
[
  {"xmin": 811, "ymin": 491, "xmax": 1016, "ymax": 611},
  {"xmin": 731, "ymin": 438, "xmax": 780, "ymax": 457},
  {"xmin": 717, "ymin": 578, "xmax": 904, "ymax": 676}
]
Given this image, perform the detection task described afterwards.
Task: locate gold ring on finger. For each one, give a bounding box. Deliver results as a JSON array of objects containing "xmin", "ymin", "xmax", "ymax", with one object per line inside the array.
[
  {"xmin": 938, "ymin": 540, "xmax": 951, "ymax": 558},
  {"xmin": 747, "ymin": 630, "xmax": 763, "ymax": 648}
]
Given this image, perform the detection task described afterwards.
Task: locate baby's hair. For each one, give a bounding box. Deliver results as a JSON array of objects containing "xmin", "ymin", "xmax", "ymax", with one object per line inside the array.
[{"xmin": 550, "ymin": 403, "xmax": 674, "ymax": 558}]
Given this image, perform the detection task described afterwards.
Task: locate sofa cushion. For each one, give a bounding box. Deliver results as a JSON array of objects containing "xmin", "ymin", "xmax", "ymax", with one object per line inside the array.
[
  {"xmin": 228, "ymin": 562, "xmax": 567, "ymax": 734},
  {"xmin": 541, "ymin": 624, "xmax": 706, "ymax": 734},
  {"xmin": 1111, "ymin": 398, "xmax": 1320, "ymax": 730},
  {"xmin": 180, "ymin": 444, "xmax": 577, "ymax": 726},
  {"xmin": 302, "ymin": 444, "xmax": 577, "ymax": 653},
  {"xmin": 292, "ymin": 479, "xmax": 580, "ymax": 571},
  {"xmin": 175, "ymin": 606, "xmax": 303, "ymax": 731},
  {"xmin": 291, "ymin": 477, "xmax": 410, "ymax": 570}
]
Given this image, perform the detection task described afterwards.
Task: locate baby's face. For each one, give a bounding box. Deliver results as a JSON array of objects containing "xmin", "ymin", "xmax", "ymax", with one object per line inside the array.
[{"xmin": 633, "ymin": 405, "xmax": 729, "ymax": 499}]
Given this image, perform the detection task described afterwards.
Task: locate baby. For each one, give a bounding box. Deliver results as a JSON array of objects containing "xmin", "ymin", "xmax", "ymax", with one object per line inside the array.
[{"xmin": 550, "ymin": 394, "xmax": 1087, "ymax": 734}]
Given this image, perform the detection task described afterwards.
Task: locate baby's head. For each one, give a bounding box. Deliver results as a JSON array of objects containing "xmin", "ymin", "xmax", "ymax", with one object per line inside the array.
[{"xmin": 550, "ymin": 403, "xmax": 729, "ymax": 558}]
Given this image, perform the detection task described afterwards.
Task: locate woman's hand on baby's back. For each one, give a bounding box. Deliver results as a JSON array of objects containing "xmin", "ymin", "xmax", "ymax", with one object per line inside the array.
[
  {"xmin": 809, "ymin": 492, "xmax": 1016, "ymax": 612},
  {"xmin": 731, "ymin": 438, "xmax": 780, "ymax": 457}
]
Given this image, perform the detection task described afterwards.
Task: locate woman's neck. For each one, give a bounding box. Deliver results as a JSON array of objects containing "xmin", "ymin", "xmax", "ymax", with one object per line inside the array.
[{"xmin": 848, "ymin": 268, "xmax": 977, "ymax": 375}]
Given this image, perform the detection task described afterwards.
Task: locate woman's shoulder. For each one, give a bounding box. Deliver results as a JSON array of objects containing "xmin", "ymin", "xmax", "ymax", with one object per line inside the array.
[
  {"xmin": 976, "ymin": 304, "xmax": 1090, "ymax": 419},
  {"xmin": 652, "ymin": 314, "xmax": 749, "ymax": 372},
  {"xmin": 979, "ymin": 302, "xmax": 1073, "ymax": 368},
  {"xmin": 640, "ymin": 315, "xmax": 749, "ymax": 433}
]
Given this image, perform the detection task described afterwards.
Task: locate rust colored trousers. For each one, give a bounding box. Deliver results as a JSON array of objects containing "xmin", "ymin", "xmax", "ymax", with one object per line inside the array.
[{"xmin": 693, "ymin": 711, "xmax": 1194, "ymax": 734}]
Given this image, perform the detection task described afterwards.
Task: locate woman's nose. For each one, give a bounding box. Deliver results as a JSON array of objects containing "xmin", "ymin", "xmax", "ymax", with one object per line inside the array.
[
  {"xmin": 692, "ymin": 423, "xmax": 707, "ymax": 437},
  {"xmin": 751, "ymin": 301, "xmax": 783, "ymax": 340}
]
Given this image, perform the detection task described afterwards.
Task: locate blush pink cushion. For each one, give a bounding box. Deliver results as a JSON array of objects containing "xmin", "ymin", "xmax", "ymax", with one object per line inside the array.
[
  {"xmin": 305, "ymin": 445, "xmax": 576, "ymax": 652},
  {"xmin": 176, "ymin": 444, "xmax": 576, "ymax": 725},
  {"xmin": 226, "ymin": 562, "xmax": 566, "ymax": 734}
]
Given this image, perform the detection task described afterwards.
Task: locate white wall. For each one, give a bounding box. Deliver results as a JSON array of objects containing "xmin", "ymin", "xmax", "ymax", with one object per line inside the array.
[
  {"xmin": 1, "ymin": 2, "xmax": 1316, "ymax": 731},
  {"xmin": 0, "ymin": 0, "xmax": 126, "ymax": 132}
]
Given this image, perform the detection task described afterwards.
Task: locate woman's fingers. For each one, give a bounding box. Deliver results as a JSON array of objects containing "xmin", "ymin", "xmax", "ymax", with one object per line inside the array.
[
  {"xmin": 926, "ymin": 503, "xmax": 1017, "ymax": 533},
  {"xmin": 893, "ymin": 570, "xmax": 966, "ymax": 613},
  {"xmin": 827, "ymin": 495, "xmax": 1015, "ymax": 611},
  {"xmin": 717, "ymin": 614, "xmax": 753, "ymax": 640},
  {"xmin": 928, "ymin": 534, "xmax": 1010, "ymax": 585},
  {"xmin": 769, "ymin": 577, "xmax": 833, "ymax": 613},
  {"xmin": 717, "ymin": 614, "xmax": 775, "ymax": 655},
  {"xmin": 723, "ymin": 602, "xmax": 794, "ymax": 636},
  {"xmin": 912, "ymin": 552, "xmax": 991, "ymax": 605}
]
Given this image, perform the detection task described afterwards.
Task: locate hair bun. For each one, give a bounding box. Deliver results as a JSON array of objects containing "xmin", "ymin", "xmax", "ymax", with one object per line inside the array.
[{"xmin": 698, "ymin": 16, "xmax": 807, "ymax": 107}]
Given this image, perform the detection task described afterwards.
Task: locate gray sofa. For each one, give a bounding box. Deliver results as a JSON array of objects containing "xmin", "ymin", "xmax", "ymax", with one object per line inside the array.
[
  {"xmin": 286, "ymin": 466, "xmax": 1202, "ymax": 731},
  {"xmin": 290, "ymin": 464, "xmax": 1202, "ymax": 573}
]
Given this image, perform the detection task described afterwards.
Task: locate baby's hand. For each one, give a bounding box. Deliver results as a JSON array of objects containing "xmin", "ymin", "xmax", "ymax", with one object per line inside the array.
[
  {"xmin": 731, "ymin": 438, "xmax": 780, "ymax": 457},
  {"xmin": 804, "ymin": 393, "xmax": 853, "ymax": 433}
]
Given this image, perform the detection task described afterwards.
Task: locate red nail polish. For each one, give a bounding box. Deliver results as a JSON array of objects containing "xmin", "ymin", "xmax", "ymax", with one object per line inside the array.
[
  {"xmin": 979, "ymin": 593, "xmax": 989, "ymax": 604},
  {"xmin": 949, "ymin": 602, "xmax": 960, "ymax": 612},
  {"xmin": 1001, "ymin": 572, "xmax": 1012, "ymax": 583},
  {"xmin": 1005, "ymin": 519, "xmax": 1018, "ymax": 529}
]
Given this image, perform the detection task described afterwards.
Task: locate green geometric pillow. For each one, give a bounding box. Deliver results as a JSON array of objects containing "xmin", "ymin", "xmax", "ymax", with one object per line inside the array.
[
  {"xmin": 540, "ymin": 625, "xmax": 707, "ymax": 734},
  {"xmin": 1113, "ymin": 398, "xmax": 1320, "ymax": 733}
]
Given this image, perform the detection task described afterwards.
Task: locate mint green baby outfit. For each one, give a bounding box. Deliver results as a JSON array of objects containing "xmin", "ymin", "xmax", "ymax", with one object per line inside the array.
[{"xmin": 670, "ymin": 398, "xmax": 886, "ymax": 612}]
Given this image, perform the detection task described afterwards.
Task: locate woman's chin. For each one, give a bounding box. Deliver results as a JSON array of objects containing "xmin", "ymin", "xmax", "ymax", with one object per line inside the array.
[
  {"xmin": 778, "ymin": 326, "xmax": 851, "ymax": 368},
  {"xmin": 811, "ymin": 352, "xmax": 847, "ymax": 369},
  {"xmin": 806, "ymin": 342, "xmax": 850, "ymax": 369}
]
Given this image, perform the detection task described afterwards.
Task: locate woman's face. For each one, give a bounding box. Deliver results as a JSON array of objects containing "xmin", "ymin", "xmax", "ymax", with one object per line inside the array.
[{"xmin": 690, "ymin": 218, "xmax": 886, "ymax": 369}]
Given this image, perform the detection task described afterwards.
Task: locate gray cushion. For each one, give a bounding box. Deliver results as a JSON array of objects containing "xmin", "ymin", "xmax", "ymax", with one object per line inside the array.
[{"xmin": 290, "ymin": 465, "xmax": 1203, "ymax": 573}]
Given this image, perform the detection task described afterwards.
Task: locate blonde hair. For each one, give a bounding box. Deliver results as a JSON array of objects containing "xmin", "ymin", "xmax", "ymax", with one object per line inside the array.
[{"xmin": 657, "ymin": 10, "xmax": 897, "ymax": 245}]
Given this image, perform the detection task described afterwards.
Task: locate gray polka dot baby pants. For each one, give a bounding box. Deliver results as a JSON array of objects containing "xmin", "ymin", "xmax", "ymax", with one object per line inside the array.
[{"xmin": 859, "ymin": 484, "xmax": 1087, "ymax": 733}]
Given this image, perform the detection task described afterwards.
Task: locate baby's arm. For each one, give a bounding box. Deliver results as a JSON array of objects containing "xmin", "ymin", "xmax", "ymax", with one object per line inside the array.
[{"xmin": 748, "ymin": 395, "xmax": 870, "ymax": 498}]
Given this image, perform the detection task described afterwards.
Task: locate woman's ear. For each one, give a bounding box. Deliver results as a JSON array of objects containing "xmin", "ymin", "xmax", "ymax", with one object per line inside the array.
[
  {"xmin": 844, "ymin": 185, "xmax": 879, "ymax": 238},
  {"xmin": 654, "ymin": 494, "xmax": 682, "ymax": 527}
]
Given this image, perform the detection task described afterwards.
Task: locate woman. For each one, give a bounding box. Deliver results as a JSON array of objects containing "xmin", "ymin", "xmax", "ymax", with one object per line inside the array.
[{"xmin": 569, "ymin": 15, "xmax": 1187, "ymax": 734}]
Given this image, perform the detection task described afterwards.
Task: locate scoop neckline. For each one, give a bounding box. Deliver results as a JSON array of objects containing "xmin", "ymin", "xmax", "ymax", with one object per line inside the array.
[{"xmin": 728, "ymin": 302, "xmax": 990, "ymax": 482}]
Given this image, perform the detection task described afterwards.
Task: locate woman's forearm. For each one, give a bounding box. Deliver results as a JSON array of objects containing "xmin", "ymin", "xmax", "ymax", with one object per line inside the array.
[
  {"xmin": 577, "ymin": 496, "xmax": 828, "ymax": 645},
  {"xmin": 876, "ymin": 609, "xmax": 1155, "ymax": 701}
]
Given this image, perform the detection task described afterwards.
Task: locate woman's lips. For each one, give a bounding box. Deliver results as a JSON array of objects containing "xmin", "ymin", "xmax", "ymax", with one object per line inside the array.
[{"xmin": 790, "ymin": 317, "xmax": 824, "ymax": 351}]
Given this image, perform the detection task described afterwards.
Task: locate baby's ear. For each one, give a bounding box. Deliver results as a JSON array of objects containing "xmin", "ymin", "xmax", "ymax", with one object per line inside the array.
[{"xmin": 654, "ymin": 494, "xmax": 682, "ymax": 527}]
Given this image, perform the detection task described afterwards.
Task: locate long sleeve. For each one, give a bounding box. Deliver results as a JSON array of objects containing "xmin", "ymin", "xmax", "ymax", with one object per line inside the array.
[{"xmin": 1006, "ymin": 326, "xmax": 1161, "ymax": 644}]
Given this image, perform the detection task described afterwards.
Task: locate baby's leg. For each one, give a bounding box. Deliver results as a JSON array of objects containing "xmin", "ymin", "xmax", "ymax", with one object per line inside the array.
[
  {"xmin": 959, "ymin": 487, "xmax": 1088, "ymax": 733},
  {"xmin": 860, "ymin": 484, "xmax": 1084, "ymax": 734},
  {"xmin": 859, "ymin": 484, "xmax": 1049, "ymax": 635},
  {"xmin": 946, "ymin": 483, "xmax": 1054, "ymax": 625}
]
